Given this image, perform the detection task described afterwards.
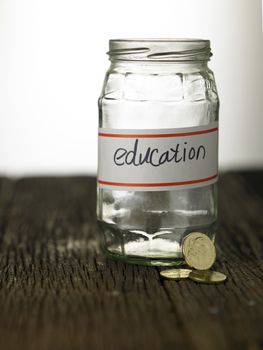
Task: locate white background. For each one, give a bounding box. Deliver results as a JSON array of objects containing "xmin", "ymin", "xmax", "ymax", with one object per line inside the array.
[{"xmin": 0, "ymin": 0, "xmax": 262, "ymax": 176}]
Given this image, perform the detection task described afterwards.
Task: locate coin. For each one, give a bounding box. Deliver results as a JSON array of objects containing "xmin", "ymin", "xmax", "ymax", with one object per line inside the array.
[
  {"xmin": 160, "ymin": 268, "xmax": 192, "ymax": 280},
  {"xmin": 189, "ymin": 270, "xmax": 227, "ymax": 284},
  {"xmin": 182, "ymin": 232, "xmax": 216, "ymax": 270}
]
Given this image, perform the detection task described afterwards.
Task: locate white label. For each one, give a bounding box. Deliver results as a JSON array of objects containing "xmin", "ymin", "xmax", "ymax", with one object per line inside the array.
[{"xmin": 98, "ymin": 122, "xmax": 218, "ymax": 191}]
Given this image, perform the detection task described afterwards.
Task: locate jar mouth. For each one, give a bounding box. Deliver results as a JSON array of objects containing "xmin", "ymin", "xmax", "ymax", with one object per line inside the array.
[{"xmin": 108, "ymin": 38, "xmax": 212, "ymax": 62}]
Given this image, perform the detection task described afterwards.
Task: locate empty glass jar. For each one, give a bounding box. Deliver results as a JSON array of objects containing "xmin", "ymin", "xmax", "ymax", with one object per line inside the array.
[{"xmin": 97, "ymin": 39, "xmax": 219, "ymax": 266}]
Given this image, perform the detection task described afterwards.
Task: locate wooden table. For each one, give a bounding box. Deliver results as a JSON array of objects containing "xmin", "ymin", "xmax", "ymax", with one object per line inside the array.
[{"xmin": 0, "ymin": 172, "xmax": 262, "ymax": 350}]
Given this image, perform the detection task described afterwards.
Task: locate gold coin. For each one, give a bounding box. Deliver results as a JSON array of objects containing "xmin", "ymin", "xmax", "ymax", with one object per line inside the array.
[
  {"xmin": 160, "ymin": 268, "xmax": 192, "ymax": 280},
  {"xmin": 189, "ymin": 270, "xmax": 227, "ymax": 284},
  {"xmin": 182, "ymin": 232, "xmax": 216, "ymax": 270}
]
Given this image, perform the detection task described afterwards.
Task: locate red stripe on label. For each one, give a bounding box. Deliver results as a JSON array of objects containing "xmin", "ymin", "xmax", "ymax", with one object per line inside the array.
[
  {"xmin": 98, "ymin": 174, "xmax": 218, "ymax": 187},
  {"xmin": 98, "ymin": 127, "xmax": 218, "ymax": 138}
]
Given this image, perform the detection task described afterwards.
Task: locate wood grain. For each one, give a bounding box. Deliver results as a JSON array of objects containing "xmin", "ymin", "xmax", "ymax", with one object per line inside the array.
[{"xmin": 0, "ymin": 173, "xmax": 262, "ymax": 350}]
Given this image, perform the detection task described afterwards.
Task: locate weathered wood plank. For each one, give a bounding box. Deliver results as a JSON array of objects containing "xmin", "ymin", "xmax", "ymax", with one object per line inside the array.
[{"xmin": 0, "ymin": 173, "xmax": 262, "ymax": 350}]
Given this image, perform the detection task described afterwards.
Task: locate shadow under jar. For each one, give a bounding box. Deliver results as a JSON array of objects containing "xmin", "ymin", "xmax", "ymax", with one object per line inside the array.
[{"xmin": 97, "ymin": 39, "xmax": 219, "ymax": 266}]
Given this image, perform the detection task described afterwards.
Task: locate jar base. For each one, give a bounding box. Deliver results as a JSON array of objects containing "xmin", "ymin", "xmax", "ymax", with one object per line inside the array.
[
  {"xmin": 104, "ymin": 248, "xmax": 185, "ymax": 267},
  {"xmin": 98, "ymin": 221, "xmax": 216, "ymax": 266}
]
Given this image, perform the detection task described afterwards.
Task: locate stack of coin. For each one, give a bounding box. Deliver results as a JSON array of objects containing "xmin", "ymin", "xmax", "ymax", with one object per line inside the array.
[{"xmin": 160, "ymin": 232, "xmax": 227, "ymax": 284}]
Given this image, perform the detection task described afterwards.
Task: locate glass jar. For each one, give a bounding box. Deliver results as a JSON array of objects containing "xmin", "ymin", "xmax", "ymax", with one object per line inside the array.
[{"xmin": 97, "ymin": 39, "xmax": 219, "ymax": 266}]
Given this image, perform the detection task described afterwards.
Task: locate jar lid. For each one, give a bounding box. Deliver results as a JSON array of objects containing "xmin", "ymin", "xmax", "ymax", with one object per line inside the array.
[{"xmin": 108, "ymin": 38, "xmax": 212, "ymax": 62}]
